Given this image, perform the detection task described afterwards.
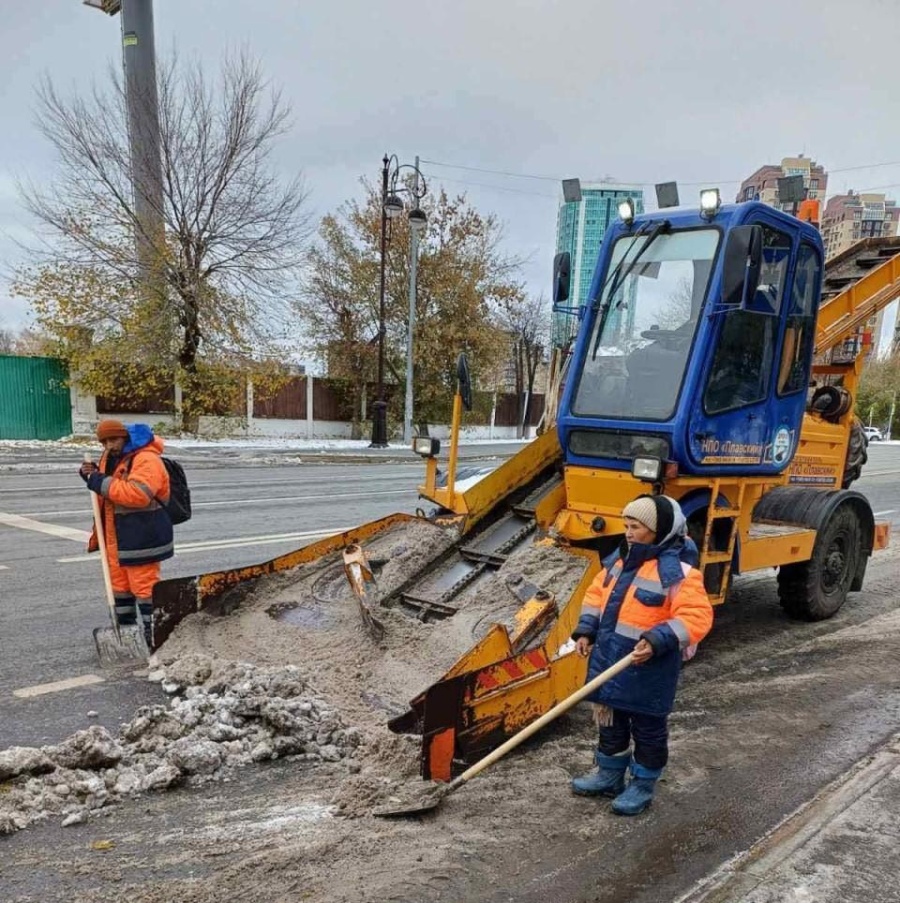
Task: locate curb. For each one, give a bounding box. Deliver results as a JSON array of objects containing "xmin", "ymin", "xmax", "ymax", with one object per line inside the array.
[{"xmin": 675, "ymin": 733, "xmax": 900, "ymax": 903}]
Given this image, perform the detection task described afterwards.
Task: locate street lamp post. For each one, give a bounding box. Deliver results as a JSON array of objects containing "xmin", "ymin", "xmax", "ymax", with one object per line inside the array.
[
  {"xmin": 370, "ymin": 154, "xmax": 427, "ymax": 448},
  {"xmin": 370, "ymin": 156, "xmax": 391, "ymax": 448}
]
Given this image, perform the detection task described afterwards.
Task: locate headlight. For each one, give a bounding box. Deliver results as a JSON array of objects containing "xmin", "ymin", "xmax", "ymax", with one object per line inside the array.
[
  {"xmin": 617, "ymin": 198, "xmax": 635, "ymax": 225},
  {"xmin": 632, "ymin": 456, "xmax": 663, "ymax": 482},
  {"xmin": 699, "ymin": 188, "xmax": 721, "ymax": 218},
  {"xmin": 412, "ymin": 437, "xmax": 440, "ymax": 458}
]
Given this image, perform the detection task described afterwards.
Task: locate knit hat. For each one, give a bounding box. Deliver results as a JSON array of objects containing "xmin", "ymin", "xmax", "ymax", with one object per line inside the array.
[
  {"xmin": 96, "ymin": 419, "xmax": 129, "ymax": 441},
  {"xmin": 622, "ymin": 496, "xmax": 658, "ymax": 534}
]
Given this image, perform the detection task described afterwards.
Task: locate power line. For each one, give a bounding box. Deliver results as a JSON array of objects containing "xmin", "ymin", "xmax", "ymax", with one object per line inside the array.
[
  {"xmin": 420, "ymin": 159, "xmax": 561, "ymax": 183},
  {"xmin": 420, "ymin": 156, "xmax": 900, "ymax": 193},
  {"xmin": 417, "ymin": 171, "xmax": 558, "ymax": 199}
]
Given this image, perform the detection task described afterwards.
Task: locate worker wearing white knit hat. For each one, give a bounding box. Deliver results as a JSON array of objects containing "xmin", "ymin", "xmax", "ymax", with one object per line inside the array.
[{"xmin": 569, "ymin": 494, "xmax": 712, "ymax": 815}]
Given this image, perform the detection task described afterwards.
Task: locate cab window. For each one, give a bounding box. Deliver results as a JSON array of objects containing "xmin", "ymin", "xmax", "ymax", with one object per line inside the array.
[
  {"xmin": 778, "ymin": 243, "xmax": 820, "ymax": 395},
  {"xmin": 746, "ymin": 226, "xmax": 791, "ymax": 315},
  {"xmin": 704, "ymin": 224, "xmax": 791, "ymax": 414},
  {"xmin": 704, "ymin": 311, "xmax": 775, "ymax": 413}
]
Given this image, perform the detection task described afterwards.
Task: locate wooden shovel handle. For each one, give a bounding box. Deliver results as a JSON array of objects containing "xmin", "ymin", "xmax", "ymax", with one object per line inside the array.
[
  {"xmin": 85, "ymin": 453, "xmax": 117, "ymax": 621},
  {"xmin": 451, "ymin": 652, "xmax": 636, "ymax": 789}
]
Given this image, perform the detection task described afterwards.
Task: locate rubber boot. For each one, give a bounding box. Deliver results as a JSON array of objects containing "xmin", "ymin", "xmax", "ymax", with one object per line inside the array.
[
  {"xmin": 611, "ymin": 762, "xmax": 662, "ymax": 815},
  {"xmin": 571, "ymin": 750, "xmax": 631, "ymax": 798},
  {"xmin": 136, "ymin": 597, "xmax": 153, "ymax": 649},
  {"xmin": 114, "ymin": 593, "xmax": 137, "ymax": 627}
]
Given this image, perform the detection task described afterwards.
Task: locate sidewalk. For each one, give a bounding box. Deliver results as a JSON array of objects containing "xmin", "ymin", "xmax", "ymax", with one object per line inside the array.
[{"xmin": 678, "ymin": 734, "xmax": 900, "ymax": 903}]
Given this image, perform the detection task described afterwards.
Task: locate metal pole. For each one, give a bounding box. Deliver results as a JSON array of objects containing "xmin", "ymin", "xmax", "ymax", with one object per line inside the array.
[
  {"xmin": 119, "ymin": 0, "xmax": 164, "ymax": 273},
  {"xmin": 370, "ymin": 154, "xmax": 389, "ymax": 447},
  {"xmin": 404, "ymin": 156, "xmax": 421, "ymax": 444}
]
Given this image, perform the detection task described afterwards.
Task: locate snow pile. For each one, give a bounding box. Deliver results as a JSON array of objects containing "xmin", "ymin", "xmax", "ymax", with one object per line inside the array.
[{"xmin": 0, "ymin": 655, "xmax": 360, "ymax": 835}]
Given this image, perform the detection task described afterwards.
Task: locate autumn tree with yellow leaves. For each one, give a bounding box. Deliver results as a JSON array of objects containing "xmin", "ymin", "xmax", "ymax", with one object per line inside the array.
[{"xmin": 300, "ymin": 181, "xmax": 524, "ymax": 435}]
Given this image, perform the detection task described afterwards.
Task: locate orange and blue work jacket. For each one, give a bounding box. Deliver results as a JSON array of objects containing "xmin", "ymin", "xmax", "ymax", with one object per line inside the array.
[
  {"xmin": 573, "ymin": 539, "xmax": 713, "ymax": 716},
  {"xmin": 86, "ymin": 424, "xmax": 174, "ymax": 567}
]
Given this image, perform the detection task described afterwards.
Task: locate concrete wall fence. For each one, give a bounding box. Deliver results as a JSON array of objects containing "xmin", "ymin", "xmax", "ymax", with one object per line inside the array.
[{"xmin": 70, "ymin": 374, "xmax": 545, "ymax": 441}]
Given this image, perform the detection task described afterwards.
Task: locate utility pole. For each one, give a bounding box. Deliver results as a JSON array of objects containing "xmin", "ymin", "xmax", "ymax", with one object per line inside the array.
[{"xmin": 84, "ymin": 0, "xmax": 164, "ymax": 276}]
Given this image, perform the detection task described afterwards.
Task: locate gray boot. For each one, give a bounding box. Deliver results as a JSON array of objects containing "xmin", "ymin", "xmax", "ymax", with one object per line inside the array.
[
  {"xmin": 136, "ymin": 597, "xmax": 153, "ymax": 649},
  {"xmin": 571, "ymin": 750, "xmax": 631, "ymax": 797},
  {"xmin": 611, "ymin": 762, "xmax": 662, "ymax": 815}
]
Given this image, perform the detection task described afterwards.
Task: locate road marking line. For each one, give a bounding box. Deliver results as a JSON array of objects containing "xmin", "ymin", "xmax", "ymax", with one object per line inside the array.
[
  {"xmin": 0, "ymin": 511, "xmax": 90, "ymax": 543},
  {"xmin": 57, "ymin": 527, "xmax": 353, "ymax": 563},
  {"xmin": 145, "ymin": 489, "xmax": 408, "ymax": 509},
  {"xmin": 13, "ymin": 674, "xmax": 105, "ymax": 698},
  {"xmin": 0, "ymin": 565, "xmax": 8, "ymax": 570},
  {"xmin": 25, "ymin": 489, "xmax": 413, "ymax": 518},
  {"xmin": 873, "ymin": 510, "xmax": 896, "ymax": 517}
]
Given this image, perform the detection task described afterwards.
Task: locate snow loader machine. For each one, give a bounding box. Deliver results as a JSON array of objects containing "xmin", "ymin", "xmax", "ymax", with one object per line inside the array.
[{"xmin": 152, "ymin": 192, "xmax": 897, "ymax": 782}]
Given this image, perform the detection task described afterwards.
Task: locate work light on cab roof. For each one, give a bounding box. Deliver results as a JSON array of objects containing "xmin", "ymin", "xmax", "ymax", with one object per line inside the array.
[
  {"xmin": 699, "ymin": 188, "xmax": 722, "ymax": 218},
  {"xmin": 617, "ymin": 197, "xmax": 636, "ymax": 225}
]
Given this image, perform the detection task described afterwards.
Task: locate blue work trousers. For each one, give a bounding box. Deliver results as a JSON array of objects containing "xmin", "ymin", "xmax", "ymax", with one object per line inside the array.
[{"xmin": 598, "ymin": 708, "xmax": 669, "ymax": 770}]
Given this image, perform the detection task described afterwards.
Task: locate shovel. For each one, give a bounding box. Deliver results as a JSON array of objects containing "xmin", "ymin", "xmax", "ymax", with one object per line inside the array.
[
  {"xmin": 85, "ymin": 454, "xmax": 150, "ymax": 665},
  {"xmin": 374, "ymin": 651, "xmax": 636, "ymax": 817}
]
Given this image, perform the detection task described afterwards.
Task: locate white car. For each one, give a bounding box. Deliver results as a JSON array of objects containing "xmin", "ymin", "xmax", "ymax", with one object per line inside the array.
[{"xmin": 863, "ymin": 426, "xmax": 884, "ymax": 442}]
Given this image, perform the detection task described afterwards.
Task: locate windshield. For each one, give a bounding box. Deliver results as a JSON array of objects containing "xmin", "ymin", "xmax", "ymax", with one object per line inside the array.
[{"xmin": 572, "ymin": 228, "xmax": 720, "ymax": 421}]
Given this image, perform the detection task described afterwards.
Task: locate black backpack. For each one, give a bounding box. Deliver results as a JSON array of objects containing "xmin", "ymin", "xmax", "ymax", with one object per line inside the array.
[
  {"xmin": 160, "ymin": 457, "xmax": 191, "ymax": 524},
  {"xmin": 123, "ymin": 453, "xmax": 192, "ymax": 524}
]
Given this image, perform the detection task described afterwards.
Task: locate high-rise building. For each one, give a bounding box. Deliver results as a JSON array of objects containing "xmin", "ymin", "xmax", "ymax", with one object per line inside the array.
[
  {"xmin": 736, "ymin": 155, "xmax": 828, "ymax": 211},
  {"xmin": 822, "ymin": 191, "xmax": 900, "ymax": 357},
  {"xmin": 552, "ymin": 184, "xmax": 644, "ymax": 348},
  {"xmin": 821, "ymin": 191, "xmax": 899, "ymax": 258}
]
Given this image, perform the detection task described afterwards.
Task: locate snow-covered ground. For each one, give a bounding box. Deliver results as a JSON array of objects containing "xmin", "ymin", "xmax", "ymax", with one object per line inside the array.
[{"xmin": 0, "ymin": 436, "xmax": 533, "ymax": 451}]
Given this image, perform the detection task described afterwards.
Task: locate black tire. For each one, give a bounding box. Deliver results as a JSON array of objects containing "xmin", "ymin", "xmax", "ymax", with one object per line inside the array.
[
  {"xmin": 842, "ymin": 419, "xmax": 868, "ymax": 489},
  {"xmin": 777, "ymin": 505, "xmax": 862, "ymax": 621}
]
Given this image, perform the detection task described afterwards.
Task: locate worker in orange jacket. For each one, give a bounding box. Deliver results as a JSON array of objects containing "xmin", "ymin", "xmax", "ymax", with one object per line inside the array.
[
  {"xmin": 79, "ymin": 420, "xmax": 173, "ymax": 645},
  {"xmin": 571, "ymin": 495, "xmax": 713, "ymax": 815}
]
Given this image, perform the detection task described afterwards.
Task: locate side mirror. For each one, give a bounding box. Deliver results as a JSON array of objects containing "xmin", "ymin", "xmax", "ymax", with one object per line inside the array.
[
  {"xmin": 553, "ymin": 252, "xmax": 571, "ymax": 305},
  {"xmin": 721, "ymin": 225, "xmax": 762, "ymax": 307},
  {"xmin": 457, "ymin": 352, "xmax": 473, "ymax": 412}
]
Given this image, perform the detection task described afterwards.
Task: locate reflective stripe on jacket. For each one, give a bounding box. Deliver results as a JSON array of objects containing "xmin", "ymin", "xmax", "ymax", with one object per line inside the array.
[
  {"xmin": 573, "ymin": 540, "xmax": 712, "ymax": 716},
  {"xmin": 87, "ymin": 433, "xmax": 173, "ymax": 566}
]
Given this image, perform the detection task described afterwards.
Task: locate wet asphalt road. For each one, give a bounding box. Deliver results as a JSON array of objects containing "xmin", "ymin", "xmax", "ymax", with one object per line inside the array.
[
  {"xmin": 0, "ymin": 442, "xmax": 519, "ymax": 749},
  {"xmin": 1, "ymin": 441, "xmax": 898, "ymax": 751},
  {"xmin": 1, "ymin": 441, "xmax": 899, "ymax": 903}
]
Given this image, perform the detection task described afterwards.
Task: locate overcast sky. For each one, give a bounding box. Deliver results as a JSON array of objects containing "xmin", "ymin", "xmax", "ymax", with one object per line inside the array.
[{"xmin": 2, "ymin": 0, "xmax": 900, "ymax": 340}]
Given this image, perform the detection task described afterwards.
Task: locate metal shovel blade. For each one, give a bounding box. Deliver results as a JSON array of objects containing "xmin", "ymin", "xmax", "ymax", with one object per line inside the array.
[
  {"xmin": 93, "ymin": 624, "xmax": 150, "ymax": 666},
  {"xmin": 372, "ymin": 782, "xmax": 449, "ymax": 818}
]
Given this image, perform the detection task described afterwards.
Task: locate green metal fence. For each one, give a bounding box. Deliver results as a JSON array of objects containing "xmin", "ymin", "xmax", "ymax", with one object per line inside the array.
[{"xmin": 0, "ymin": 355, "xmax": 72, "ymax": 440}]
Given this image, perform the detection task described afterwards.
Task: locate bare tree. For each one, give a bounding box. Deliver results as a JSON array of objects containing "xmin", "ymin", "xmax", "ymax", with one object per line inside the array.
[
  {"xmin": 15, "ymin": 52, "xmax": 312, "ymax": 431},
  {"xmin": 495, "ymin": 292, "xmax": 550, "ymax": 437},
  {"xmin": 0, "ymin": 328, "xmax": 14, "ymax": 354}
]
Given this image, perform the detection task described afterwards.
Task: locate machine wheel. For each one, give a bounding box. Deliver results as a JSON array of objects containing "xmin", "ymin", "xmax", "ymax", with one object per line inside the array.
[
  {"xmin": 842, "ymin": 419, "xmax": 868, "ymax": 489},
  {"xmin": 777, "ymin": 505, "xmax": 862, "ymax": 621}
]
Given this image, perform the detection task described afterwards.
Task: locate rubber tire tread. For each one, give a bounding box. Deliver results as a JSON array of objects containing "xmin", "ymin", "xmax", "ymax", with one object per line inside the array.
[
  {"xmin": 777, "ymin": 505, "xmax": 862, "ymax": 621},
  {"xmin": 842, "ymin": 419, "xmax": 868, "ymax": 489}
]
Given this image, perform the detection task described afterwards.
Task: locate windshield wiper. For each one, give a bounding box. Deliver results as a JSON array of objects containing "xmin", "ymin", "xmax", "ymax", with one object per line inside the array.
[{"xmin": 590, "ymin": 220, "xmax": 670, "ymax": 360}]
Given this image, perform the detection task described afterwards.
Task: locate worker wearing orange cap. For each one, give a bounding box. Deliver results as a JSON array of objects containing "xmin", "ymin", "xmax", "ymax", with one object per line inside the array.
[{"xmin": 79, "ymin": 420, "xmax": 172, "ymax": 645}]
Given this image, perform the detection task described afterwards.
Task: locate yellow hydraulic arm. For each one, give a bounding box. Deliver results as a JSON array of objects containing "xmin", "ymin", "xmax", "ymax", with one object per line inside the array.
[{"xmin": 815, "ymin": 238, "xmax": 900, "ymax": 355}]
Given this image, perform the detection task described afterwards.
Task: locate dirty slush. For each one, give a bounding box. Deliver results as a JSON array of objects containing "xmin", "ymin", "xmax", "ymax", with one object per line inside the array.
[{"xmin": 1, "ymin": 521, "xmax": 591, "ymax": 899}]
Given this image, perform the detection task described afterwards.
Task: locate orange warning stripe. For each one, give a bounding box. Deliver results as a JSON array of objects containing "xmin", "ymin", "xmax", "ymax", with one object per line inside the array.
[{"xmin": 473, "ymin": 648, "xmax": 549, "ymax": 695}]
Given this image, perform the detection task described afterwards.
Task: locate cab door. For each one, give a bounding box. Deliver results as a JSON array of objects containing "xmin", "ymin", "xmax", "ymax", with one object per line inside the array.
[{"xmin": 687, "ymin": 214, "xmax": 799, "ymax": 474}]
